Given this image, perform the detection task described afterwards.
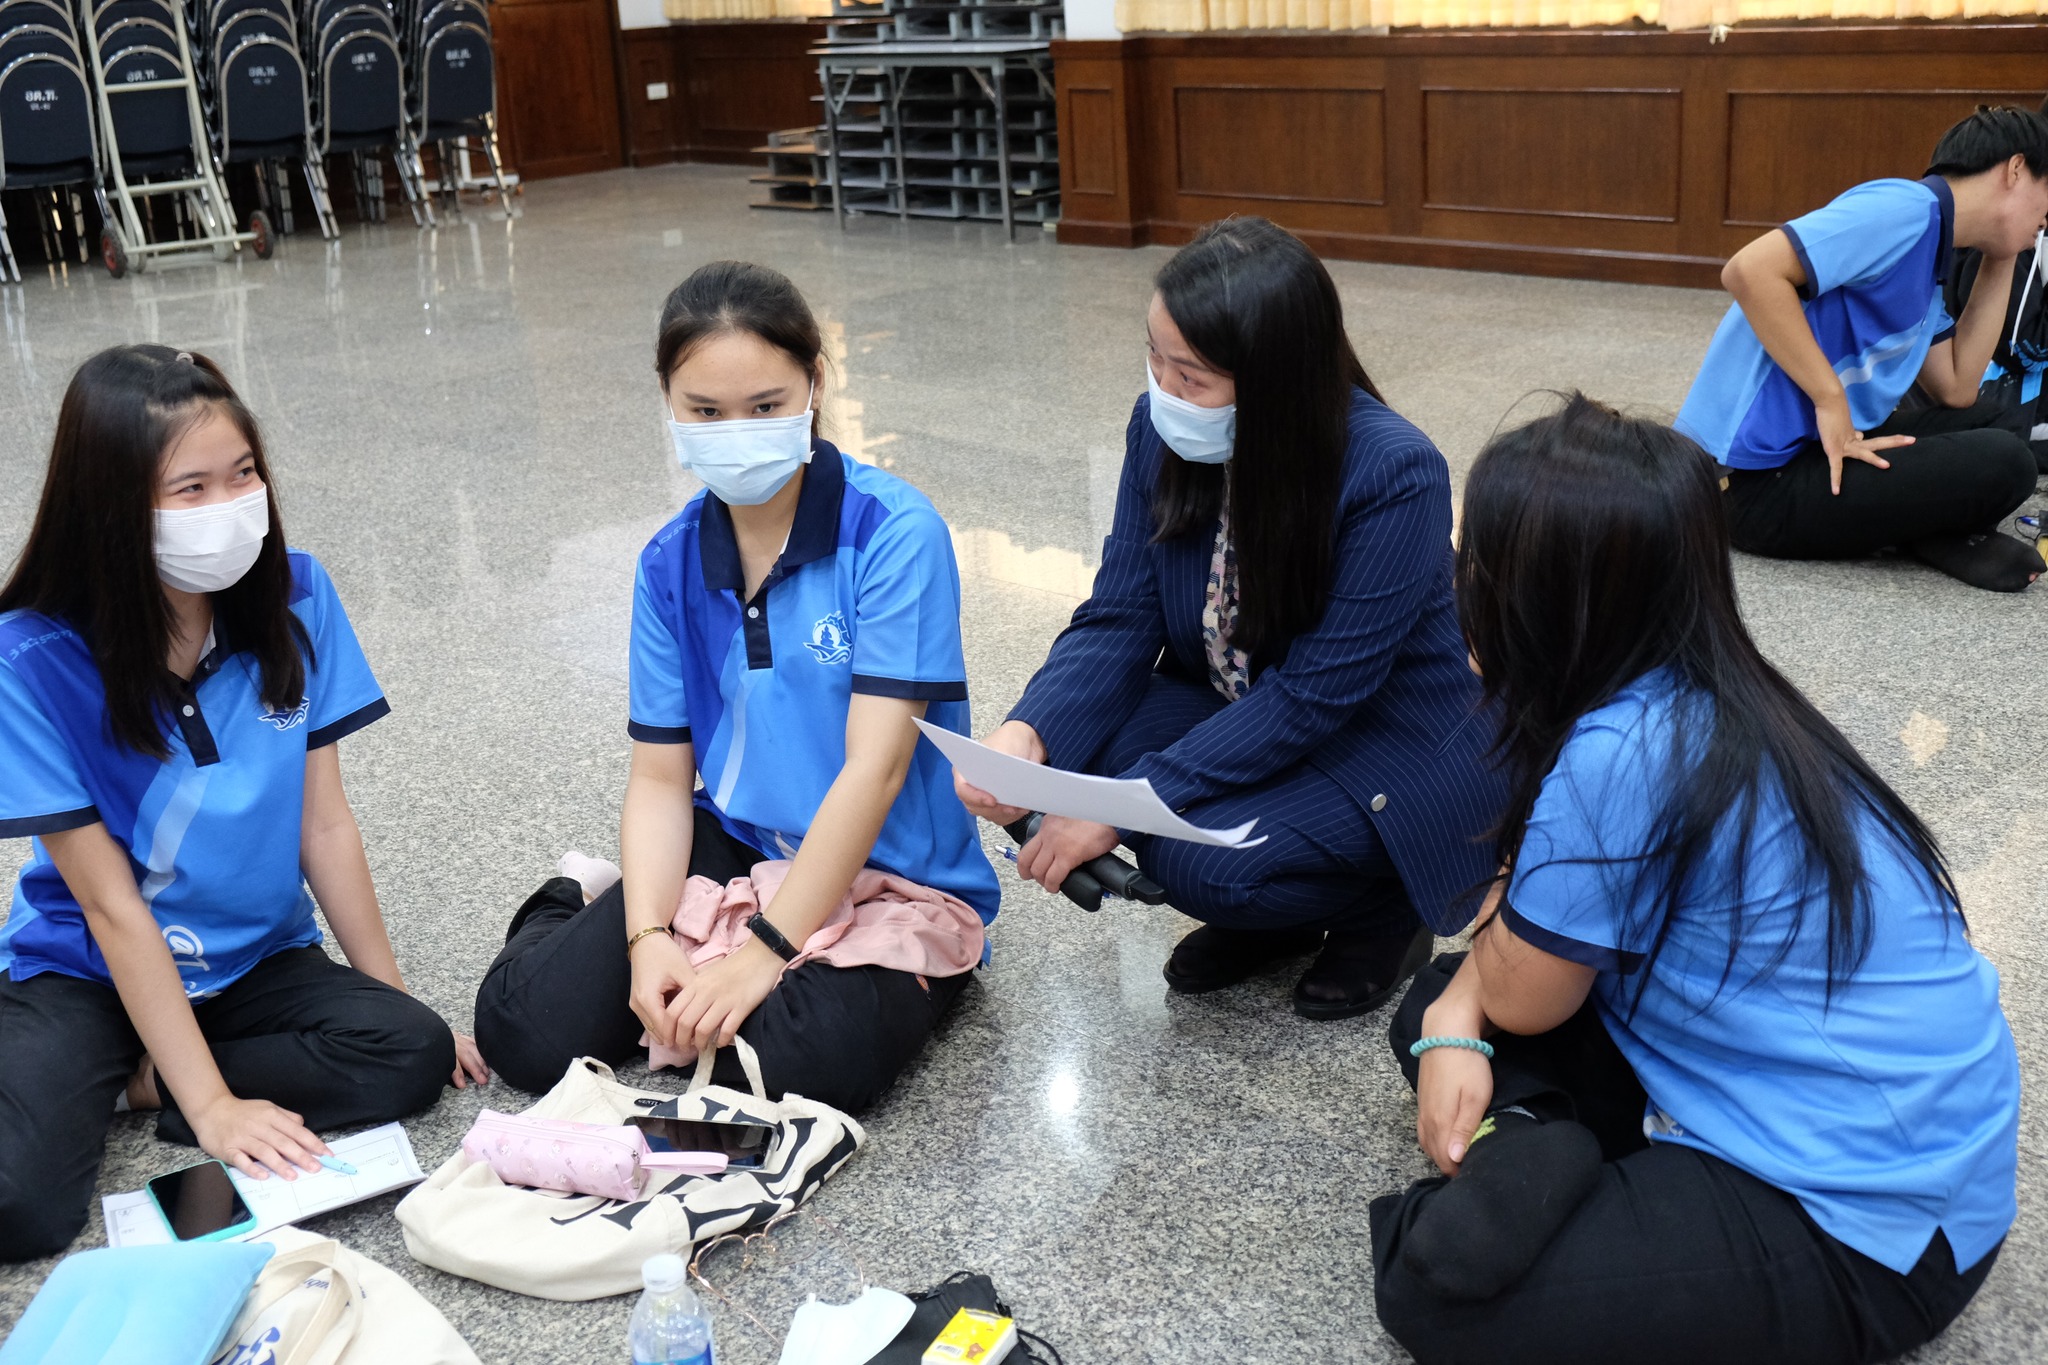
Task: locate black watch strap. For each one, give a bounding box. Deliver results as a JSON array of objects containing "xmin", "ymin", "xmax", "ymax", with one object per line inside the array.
[{"xmin": 747, "ymin": 912, "xmax": 799, "ymax": 962}]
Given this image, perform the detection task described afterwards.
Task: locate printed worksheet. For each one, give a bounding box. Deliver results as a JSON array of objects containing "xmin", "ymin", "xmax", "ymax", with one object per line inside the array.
[
  {"xmin": 102, "ymin": 1122, "xmax": 426, "ymax": 1247},
  {"xmin": 918, "ymin": 718, "xmax": 1267, "ymax": 847}
]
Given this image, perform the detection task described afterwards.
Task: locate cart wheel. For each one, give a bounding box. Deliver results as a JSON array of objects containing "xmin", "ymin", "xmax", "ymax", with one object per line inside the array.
[
  {"xmin": 249, "ymin": 210, "xmax": 274, "ymax": 259},
  {"xmin": 101, "ymin": 227, "xmax": 128, "ymax": 279}
]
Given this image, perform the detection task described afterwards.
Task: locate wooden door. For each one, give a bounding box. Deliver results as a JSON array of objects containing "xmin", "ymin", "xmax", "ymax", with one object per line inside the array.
[{"xmin": 490, "ymin": 0, "xmax": 624, "ymax": 180}]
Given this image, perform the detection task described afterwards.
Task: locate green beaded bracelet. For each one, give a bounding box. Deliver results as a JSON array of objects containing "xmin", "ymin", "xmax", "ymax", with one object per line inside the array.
[{"xmin": 1409, "ymin": 1035, "xmax": 1495, "ymax": 1060}]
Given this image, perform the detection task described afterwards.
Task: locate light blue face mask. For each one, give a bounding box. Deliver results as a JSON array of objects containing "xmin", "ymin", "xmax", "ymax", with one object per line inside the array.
[
  {"xmin": 667, "ymin": 384, "xmax": 815, "ymax": 506},
  {"xmin": 1146, "ymin": 360, "xmax": 1235, "ymax": 464}
]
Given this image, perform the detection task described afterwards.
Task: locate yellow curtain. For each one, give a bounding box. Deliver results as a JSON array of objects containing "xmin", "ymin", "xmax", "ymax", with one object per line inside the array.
[
  {"xmin": 662, "ymin": 0, "xmax": 829, "ymax": 20},
  {"xmin": 1664, "ymin": 0, "xmax": 2047, "ymax": 24},
  {"xmin": 1113, "ymin": 0, "xmax": 2048, "ymax": 30}
]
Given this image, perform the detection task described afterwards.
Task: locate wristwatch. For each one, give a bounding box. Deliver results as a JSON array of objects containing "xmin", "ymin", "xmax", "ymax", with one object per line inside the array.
[{"xmin": 746, "ymin": 912, "xmax": 799, "ymax": 962}]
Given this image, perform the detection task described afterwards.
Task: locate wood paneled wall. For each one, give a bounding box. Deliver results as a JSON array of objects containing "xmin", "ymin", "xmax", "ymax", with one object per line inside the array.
[
  {"xmin": 619, "ymin": 22, "xmax": 827, "ymax": 167},
  {"xmin": 1054, "ymin": 24, "xmax": 2048, "ymax": 286},
  {"xmin": 492, "ymin": 0, "xmax": 624, "ymax": 180}
]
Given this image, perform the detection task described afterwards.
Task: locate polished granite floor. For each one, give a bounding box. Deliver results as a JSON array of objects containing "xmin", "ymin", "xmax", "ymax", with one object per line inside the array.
[{"xmin": 1, "ymin": 163, "xmax": 2043, "ymax": 1363}]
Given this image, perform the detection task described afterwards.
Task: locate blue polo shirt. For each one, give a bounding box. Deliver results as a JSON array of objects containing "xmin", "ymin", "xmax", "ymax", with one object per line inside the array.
[
  {"xmin": 0, "ymin": 552, "xmax": 388, "ymax": 998},
  {"xmin": 629, "ymin": 440, "xmax": 999, "ymax": 929},
  {"xmin": 1502, "ymin": 669, "xmax": 2018, "ymax": 1275},
  {"xmin": 1677, "ymin": 176, "xmax": 1958, "ymax": 470}
]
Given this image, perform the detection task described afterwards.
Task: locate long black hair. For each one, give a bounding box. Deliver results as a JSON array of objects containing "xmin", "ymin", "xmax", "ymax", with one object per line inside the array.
[
  {"xmin": 655, "ymin": 260, "xmax": 824, "ymax": 431},
  {"xmin": 0, "ymin": 345, "xmax": 307, "ymax": 759},
  {"xmin": 1456, "ymin": 393, "xmax": 1958, "ymax": 999},
  {"xmin": 1150, "ymin": 217, "xmax": 1383, "ymax": 659}
]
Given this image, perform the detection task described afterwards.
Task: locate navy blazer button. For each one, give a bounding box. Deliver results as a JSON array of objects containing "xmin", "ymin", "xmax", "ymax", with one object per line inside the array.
[{"xmin": 1370, "ymin": 793, "xmax": 1388, "ymax": 812}]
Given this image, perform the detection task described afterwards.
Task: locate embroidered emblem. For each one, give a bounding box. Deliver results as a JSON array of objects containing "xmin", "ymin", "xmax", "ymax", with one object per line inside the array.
[
  {"xmin": 259, "ymin": 699, "xmax": 310, "ymax": 731},
  {"xmin": 804, "ymin": 611, "xmax": 852, "ymax": 665}
]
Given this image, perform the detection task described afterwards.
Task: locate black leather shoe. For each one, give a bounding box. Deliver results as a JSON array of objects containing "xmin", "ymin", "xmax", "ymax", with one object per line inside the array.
[
  {"xmin": 1292, "ymin": 923, "xmax": 1434, "ymax": 1020},
  {"xmin": 1163, "ymin": 924, "xmax": 1325, "ymax": 994}
]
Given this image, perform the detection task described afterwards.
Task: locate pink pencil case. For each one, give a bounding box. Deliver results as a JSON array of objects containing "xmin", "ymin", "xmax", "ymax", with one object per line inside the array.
[{"xmin": 461, "ymin": 1110, "xmax": 727, "ymax": 1201}]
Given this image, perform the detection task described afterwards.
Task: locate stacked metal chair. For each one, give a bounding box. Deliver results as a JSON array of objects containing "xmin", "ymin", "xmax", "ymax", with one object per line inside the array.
[
  {"xmin": 80, "ymin": 0, "xmax": 266, "ymax": 273},
  {"xmin": 198, "ymin": 0, "xmax": 338, "ymax": 237},
  {"xmin": 403, "ymin": 0, "xmax": 508, "ymax": 212},
  {"xmin": 78, "ymin": 0, "xmax": 266, "ymax": 274},
  {"xmin": 301, "ymin": 0, "xmax": 431, "ymax": 225},
  {"xmin": 0, "ymin": 0, "xmax": 110, "ymax": 279}
]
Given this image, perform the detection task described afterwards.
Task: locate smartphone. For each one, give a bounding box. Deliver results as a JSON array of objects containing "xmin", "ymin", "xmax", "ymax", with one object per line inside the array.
[
  {"xmin": 146, "ymin": 1159, "xmax": 257, "ymax": 1242},
  {"xmin": 627, "ymin": 1115, "xmax": 775, "ymax": 1170}
]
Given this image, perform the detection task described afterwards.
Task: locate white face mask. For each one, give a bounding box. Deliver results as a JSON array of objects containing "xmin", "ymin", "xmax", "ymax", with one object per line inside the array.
[
  {"xmin": 776, "ymin": 1287, "xmax": 915, "ymax": 1365},
  {"xmin": 1145, "ymin": 360, "xmax": 1235, "ymax": 464},
  {"xmin": 667, "ymin": 384, "xmax": 816, "ymax": 507},
  {"xmin": 154, "ymin": 487, "xmax": 269, "ymax": 593}
]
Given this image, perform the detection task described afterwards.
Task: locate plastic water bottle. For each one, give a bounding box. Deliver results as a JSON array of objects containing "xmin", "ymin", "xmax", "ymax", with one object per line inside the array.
[{"xmin": 629, "ymin": 1254, "xmax": 713, "ymax": 1365}]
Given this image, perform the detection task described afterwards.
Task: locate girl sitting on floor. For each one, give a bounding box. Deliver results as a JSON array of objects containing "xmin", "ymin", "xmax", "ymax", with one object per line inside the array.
[
  {"xmin": 0, "ymin": 346, "xmax": 485, "ymax": 1262},
  {"xmin": 473, "ymin": 261, "xmax": 997, "ymax": 1113},
  {"xmin": 1371, "ymin": 394, "xmax": 2018, "ymax": 1365}
]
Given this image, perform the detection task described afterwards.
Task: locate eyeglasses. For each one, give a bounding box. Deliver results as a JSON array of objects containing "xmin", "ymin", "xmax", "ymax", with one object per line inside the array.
[{"xmin": 687, "ymin": 1208, "xmax": 870, "ymax": 1348}]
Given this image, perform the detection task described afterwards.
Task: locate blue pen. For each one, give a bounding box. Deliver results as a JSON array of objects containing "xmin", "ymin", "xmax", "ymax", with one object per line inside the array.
[{"xmin": 317, "ymin": 1155, "xmax": 358, "ymax": 1176}]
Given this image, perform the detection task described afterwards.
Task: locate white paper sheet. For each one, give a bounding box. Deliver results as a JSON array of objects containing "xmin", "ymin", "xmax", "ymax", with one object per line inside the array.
[
  {"xmin": 103, "ymin": 1121, "xmax": 426, "ymax": 1247},
  {"xmin": 916, "ymin": 719, "xmax": 1265, "ymax": 849}
]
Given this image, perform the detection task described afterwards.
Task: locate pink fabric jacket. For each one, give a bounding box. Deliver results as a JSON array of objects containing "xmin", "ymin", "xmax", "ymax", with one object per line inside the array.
[{"xmin": 644, "ymin": 860, "xmax": 985, "ymax": 1070}]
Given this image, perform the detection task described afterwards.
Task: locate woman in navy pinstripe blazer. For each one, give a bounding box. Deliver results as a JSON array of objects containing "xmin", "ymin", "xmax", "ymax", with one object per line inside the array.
[{"xmin": 954, "ymin": 218, "xmax": 1507, "ymax": 1020}]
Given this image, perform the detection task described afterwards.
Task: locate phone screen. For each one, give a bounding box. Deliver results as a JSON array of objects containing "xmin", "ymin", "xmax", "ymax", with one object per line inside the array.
[
  {"xmin": 147, "ymin": 1161, "xmax": 255, "ymax": 1241},
  {"xmin": 628, "ymin": 1115, "xmax": 774, "ymax": 1168}
]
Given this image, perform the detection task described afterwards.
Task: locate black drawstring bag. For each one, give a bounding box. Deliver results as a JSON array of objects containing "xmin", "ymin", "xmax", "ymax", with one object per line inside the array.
[{"xmin": 869, "ymin": 1271, "xmax": 1065, "ymax": 1365}]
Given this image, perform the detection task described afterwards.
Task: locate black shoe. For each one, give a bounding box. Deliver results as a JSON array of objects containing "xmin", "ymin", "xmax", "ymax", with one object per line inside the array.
[
  {"xmin": 1163, "ymin": 924, "xmax": 1325, "ymax": 994},
  {"xmin": 1293, "ymin": 923, "xmax": 1433, "ymax": 1020}
]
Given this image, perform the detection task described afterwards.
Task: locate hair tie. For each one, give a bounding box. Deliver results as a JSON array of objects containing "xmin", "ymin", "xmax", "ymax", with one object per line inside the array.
[{"xmin": 175, "ymin": 351, "xmax": 193, "ymax": 364}]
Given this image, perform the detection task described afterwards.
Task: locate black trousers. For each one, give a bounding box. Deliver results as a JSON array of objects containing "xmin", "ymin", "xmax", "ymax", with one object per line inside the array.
[
  {"xmin": 473, "ymin": 806, "xmax": 972, "ymax": 1115},
  {"xmin": 1084, "ymin": 672, "xmax": 1417, "ymax": 937},
  {"xmin": 1724, "ymin": 400, "xmax": 2037, "ymax": 560},
  {"xmin": 0, "ymin": 946, "xmax": 455, "ymax": 1263},
  {"xmin": 1369, "ymin": 955, "xmax": 2000, "ymax": 1365}
]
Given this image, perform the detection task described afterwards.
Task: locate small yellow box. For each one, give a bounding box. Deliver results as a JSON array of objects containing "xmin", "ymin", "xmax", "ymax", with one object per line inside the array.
[{"xmin": 921, "ymin": 1306, "xmax": 1018, "ymax": 1364}]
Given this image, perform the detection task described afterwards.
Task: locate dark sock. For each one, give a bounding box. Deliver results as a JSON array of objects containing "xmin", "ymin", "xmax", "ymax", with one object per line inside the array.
[
  {"xmin": 1398, "ymin": 1113, "xmax": 1602, "ymax": 1302},
  {"xmin": 1907, "ymin": 532, "xmax": 2044, "ymax": 593}
]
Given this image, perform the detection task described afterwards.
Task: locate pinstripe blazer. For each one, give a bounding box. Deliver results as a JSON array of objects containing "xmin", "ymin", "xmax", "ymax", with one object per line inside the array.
[{"xmin": 1008, "ymin": 389, "xmax": 1507, "ymax": 932}]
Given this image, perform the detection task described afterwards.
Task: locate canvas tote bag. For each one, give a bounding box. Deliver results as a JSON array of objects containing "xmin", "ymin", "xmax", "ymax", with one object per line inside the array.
[
  {"xmin": 208, "ymin": 1226, "xmax": 480, "ymax": 1365},
  {"xmin": 395, "ymin": 1041, "xmax": 865, "ymax": 1300}
]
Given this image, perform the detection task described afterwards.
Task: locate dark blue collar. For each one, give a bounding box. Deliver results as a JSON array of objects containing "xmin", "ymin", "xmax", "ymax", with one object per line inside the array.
[
  {"xmin": 698, "ymin": 439, "xmax": 845, "ymax": 595},
  {"xmin": 1921, "ymin": 174, "xmax": 1956, "ymax": 282}
]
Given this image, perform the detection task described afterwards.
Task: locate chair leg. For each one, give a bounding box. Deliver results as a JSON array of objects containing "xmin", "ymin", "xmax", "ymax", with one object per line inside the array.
[
  {"xmin": 0, "ymin": 199, "xmax": 21, "ymax": 284},
  {"xmin": 482, "ymin": 115, "xmax": 515, "ymax": 218},
  {"xmin": 34, "ymin": 194, "xmax": 60, "ymax": 268},
  {"xmin": 69, "ymin": 189, "xmax": 87, "ymax": 264},
  {"xmin": 304, "ymin": 154, "xmax": 340, "ymax": 240},
  {"xmin": 392, "ymin": 137, "xmax": 435, "ymax": 229}
]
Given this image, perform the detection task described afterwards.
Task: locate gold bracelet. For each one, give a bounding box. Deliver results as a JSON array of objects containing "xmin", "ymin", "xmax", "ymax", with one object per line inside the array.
[{"xmin": 625, "ymin": 924, "xmax": 671, "ymax": 955}]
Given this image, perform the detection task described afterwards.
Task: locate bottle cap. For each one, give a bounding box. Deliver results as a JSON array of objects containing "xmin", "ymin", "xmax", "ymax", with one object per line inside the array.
[{"xmin": 641, "ymin": 1253, "xmax": 687, "ymax": 1294}]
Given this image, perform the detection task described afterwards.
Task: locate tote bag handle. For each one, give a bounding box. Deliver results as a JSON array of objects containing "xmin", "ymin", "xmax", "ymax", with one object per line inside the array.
[
  {"xmin": 216, "ymin": 1240, "xmax": 363, "ymax": 1365},
  {"xmin": 687, "ymin": 1036, "xmax": 767, "ymax": 1100}
]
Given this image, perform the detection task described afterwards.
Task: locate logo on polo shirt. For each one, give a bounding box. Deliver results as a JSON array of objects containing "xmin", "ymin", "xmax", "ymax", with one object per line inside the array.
[
  {"xmin": 259, "ymin": 699, "xmax": 310, "ymax": 731},
  {"xmin": 804, "ymin": 612, "xmax": 852, "ymax": 665},
  {"xmin": 162, "ymin": 924, "xmax": 211, "ymax": 994}
]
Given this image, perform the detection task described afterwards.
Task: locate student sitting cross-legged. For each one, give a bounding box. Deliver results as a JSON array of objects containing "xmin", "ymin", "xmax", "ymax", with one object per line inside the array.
[
  {"xmin": 1678, "ymin": 104, "xmax": 2048, "ymax": 591},
  {"xmin": 1369, "ymin": 395, "xmax": 2018, "ymax": 1365},
  {"xmin": 0, "ymin": 346, "xmax": 484, "ymax": 1264},
  {"xmin": 473, "ymin": 262, "xmax": 998, "ymax": 1114}
]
